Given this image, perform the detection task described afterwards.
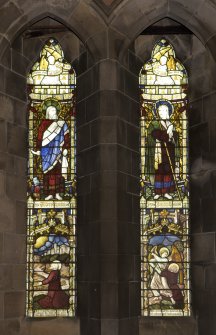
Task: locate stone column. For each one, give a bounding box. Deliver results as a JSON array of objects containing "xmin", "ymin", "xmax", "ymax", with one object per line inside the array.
[{"xmin": 76, "ymin": 55, "xmax": 140, "ymax": 335}]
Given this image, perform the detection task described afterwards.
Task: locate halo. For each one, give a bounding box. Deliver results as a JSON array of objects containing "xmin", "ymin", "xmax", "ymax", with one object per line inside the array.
[
  {"xmin": 154, "ymin": 99, "xmax": 174, "ymax": 117},
  {"xmin": 159, "ymin": 247, "xmax": 169, "ymax": 257},
  {"xmin": 168, "ymin": 263, "xmax": 179, "ymax": 273},
  {"xmin": 42, "ymin": 98, "xmax": 61, "ymax": 114}
]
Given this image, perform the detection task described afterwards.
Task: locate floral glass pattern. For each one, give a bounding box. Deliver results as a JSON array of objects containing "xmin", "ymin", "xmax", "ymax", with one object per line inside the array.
[
  {"xmin": 140, "ymin": 39, "xmax": 191, "ymax": 316},
  {"xmin": 26, "ymin": 38, "xmax": 76, "ymax": 317}
]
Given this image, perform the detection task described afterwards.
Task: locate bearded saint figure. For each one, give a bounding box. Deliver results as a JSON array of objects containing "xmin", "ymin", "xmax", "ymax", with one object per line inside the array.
[
  {"xmin": 32, "ymin": 105, "xmax": 69, "ymax": 200},
  {"xmin": 145, "ymin": 100, "xmax": 180, "ymax": 200}
]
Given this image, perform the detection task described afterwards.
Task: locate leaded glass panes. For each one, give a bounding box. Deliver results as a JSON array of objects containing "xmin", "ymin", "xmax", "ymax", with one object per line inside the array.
[
  {"xmin": 140, "ymin": 38, "xmax": 191, "ymax": 316},
  {"xmin": 26, "ymin": 38, "xmax": 76, "ymax": 317}
]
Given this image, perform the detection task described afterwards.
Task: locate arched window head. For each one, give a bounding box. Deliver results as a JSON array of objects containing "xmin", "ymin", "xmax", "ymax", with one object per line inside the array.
[
  {"xmin": 140, "ymin": 38, "xmax": 190, "ymax": 316},
  {"xmin": 26, "ymin": 38, "xmax": 76, "ymax": 317}
]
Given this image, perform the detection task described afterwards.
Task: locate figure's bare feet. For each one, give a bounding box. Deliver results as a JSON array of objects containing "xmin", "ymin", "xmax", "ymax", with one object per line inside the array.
[
  {"xmin": 171, "ymin": 297, "xmax": 175, "ymax": 304},
  {"xmin": 154, "ymin": 194, "xmax": 160, "ymax": 200},
  {"xmin": 55, "ymin": 193, "xmax": 62, "ymax": 200},
  {"xmin": 164, "ymin": 193, "xmax": 172, "ymax": 200},
  {"xmin": 149, "ymin": 296, "xmax": 162, "ymax": 305},
  {"xmin": 45, "ymin": 195, "xmax": 53, "ymax": 200}
]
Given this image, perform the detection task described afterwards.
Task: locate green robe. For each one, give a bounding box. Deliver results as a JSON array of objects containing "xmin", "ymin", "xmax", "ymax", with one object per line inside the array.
[{"xmin": 144, "ymin": 120, "xmax": 180, "ymax": 184}]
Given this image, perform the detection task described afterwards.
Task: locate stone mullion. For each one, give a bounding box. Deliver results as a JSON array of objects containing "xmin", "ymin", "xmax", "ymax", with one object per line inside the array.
[{"xmin": 97, "ymin": 59, "xmax": 140, "ymax": 335}]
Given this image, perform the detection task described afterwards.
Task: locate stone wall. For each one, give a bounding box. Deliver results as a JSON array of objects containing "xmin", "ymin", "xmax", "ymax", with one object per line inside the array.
[
  {"xmin": 0, "ymin": 17, "xmax": 85, "ymax": 335},
  {"xmin": 0, "ymin": 1, "xmax": 216, "ymax": 335},
  {"xmin": 132, "ymin": 29, "xmax": 216, "ymax": 335}
]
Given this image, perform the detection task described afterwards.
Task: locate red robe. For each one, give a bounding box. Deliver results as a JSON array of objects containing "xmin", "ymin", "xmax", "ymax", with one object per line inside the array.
[
  {"xmin": 38, "ymin": 270, "xmax": 69, "ymax": 309},
  {"xmin": 161, "ymin": 269, "xmax": 184, "ymax": 308}
]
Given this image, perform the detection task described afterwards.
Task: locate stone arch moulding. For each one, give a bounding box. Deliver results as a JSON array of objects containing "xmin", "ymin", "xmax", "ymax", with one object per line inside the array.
[
  {"xmin": 114, "ymin": 4, "xmax": 215, "ymax": 333},
  {"xmin": 0, "ymin": 1, "xmax": 107, "ymax": 64},
  {"xmin": 0, "ymin": 5, "xmax": 101, "ymax": 334},
  {"xmin": 108, "ymin": 0, "xmax": 216, "ymax": 62}
]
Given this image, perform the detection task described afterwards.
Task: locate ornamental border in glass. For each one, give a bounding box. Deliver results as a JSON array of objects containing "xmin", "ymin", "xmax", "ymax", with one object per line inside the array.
[
  {"xmin": 26, "ymin": 38, "xmax": 76, "ymax": 317},
  {"xmin": 139, "ymin": 38, "xmax": 191, "ymax": 317}
]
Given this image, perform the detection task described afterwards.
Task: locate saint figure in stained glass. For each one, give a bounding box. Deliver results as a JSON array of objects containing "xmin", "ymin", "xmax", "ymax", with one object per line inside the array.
[
  {"xmin": 140, "ymin": 38, "xmax": 190, "ymax": 317},
  {"xmin": 31, "ymin": 103, "xmax": 70, "ymax": 200},
  {"xmin": 144, "ymin": 100, "xmax": 180, "ymax": 200},
  {"xmin": 26, "ymin": 38, "xmax": 76, "ymax": 318}
]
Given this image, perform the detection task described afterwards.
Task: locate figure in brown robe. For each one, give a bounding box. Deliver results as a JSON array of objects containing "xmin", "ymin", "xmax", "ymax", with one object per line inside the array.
[{"xmin": 161, "ymin": 263, "xmax": 184, "ymax": 309}]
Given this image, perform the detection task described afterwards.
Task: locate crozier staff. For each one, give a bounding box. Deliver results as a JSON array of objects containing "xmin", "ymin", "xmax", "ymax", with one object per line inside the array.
[{"xmin": 145, "ymin": 100, "xmax": 180, "ymax": 200}]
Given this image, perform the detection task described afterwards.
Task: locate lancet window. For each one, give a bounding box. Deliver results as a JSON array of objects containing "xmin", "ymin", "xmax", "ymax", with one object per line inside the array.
[
  {"xmin": 26, "ymin": 38, "xmax": 76, "ymax": 317},
  {"xmin": 140, "ymin": 38, "xmax": 190, "ymax": 316}
]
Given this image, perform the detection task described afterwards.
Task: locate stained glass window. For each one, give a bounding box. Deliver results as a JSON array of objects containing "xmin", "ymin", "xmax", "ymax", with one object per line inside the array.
[
  {"xmin": 26, "ymin": 38, "xmax": 76, "ymax": 317},
  {"xmin": 140, "ymin": 39, "xmax": 191, "ymax": 316}
]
